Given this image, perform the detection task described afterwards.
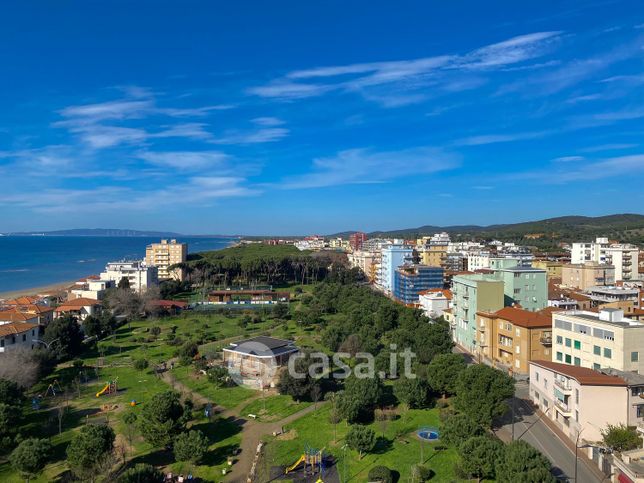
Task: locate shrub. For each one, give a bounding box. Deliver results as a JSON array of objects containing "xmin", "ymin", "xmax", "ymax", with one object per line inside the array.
[
  {"xmin": 411, "ymin": 464, "xmax": 433, "ymax": 482},
  {"xmin": 150, "ymin": 327, "xmax": 161, "ymax": 336},
  {"xmin": 118, "ymin": 463, "xmax": 163, "ymax": 483},
  {"xmin": 368, "ymin": 465, "xmax": 393, "ymax": 483},
  {"xmin": 133, "ymin": 359, "xmax": 149, "ymax": 371}
]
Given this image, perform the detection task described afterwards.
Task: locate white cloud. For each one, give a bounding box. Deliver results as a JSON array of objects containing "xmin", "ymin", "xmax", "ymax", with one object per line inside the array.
[
  {"xmin": 455, "ymin": 131, "xmax": 548, "ymax": 146},
  {"xmin": 137, "ymin": 150, "xmax": 229, "ymax": 170},
  {"xmin": 251, "ymin": 117, "xmax": 285, "ymax": 126},
  {"xmin": 552, "ymin": 155, "xmax": 584, "ymax": 162},
  {"xmin": 214, "ymin": 127, "xmax": 289, "ymax": 144},
  {"xmin": 281, "ymin": 146, "xmax": 460, "ymax": 189}
]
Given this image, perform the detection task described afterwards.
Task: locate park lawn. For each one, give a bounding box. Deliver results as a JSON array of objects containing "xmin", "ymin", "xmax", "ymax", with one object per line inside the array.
[
  {"xmin": 263, "ymin": 405, "xmax": 459, "ymax": 483},
  {"xmin": 171, "ymin": 365, "xmax": 257, "ymax": 409},
  {"xmin": 240, "ymin": 394, "xmax": 312, "ymax": 422}
]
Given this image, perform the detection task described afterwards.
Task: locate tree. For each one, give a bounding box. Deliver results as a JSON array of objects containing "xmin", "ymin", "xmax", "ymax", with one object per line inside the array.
[
  {"xmin": 368, "ymin": 465, "xmax": 393, "ymax": 483},
  {"xmin": 459, "ymin": 436, "xmax": 503, "ymax": 482},
  {"xmin": 413, "ymin": 320, "xmax": 454, "ymax": 364},
  {"xmin": 104, "ymin": 288, "xmax": 143, "ymax": 321},
  {"xmin": 173, "ymin": 430, "xmax": 209, "ymax": 465},
  {"xmin": 602, "ymin": 424, "xmax": 642, "ymax": 452},
  {"xmin": 0, "ymin": 350, "xmax": 41, "ymax": 388},
  {"xmin": 118, "ymin": 277, "xmax": 130, "ymax": 290},
  {"xmin": 277, "ymin": 354, "xmax": 318, "ymax": 402},
  {"xmin": 496, "ymin": 440, "xmax": 556, "ymax": 483},
  {"xmin": 139, "ymin": 391, "xmax": 186, "ymax": 448},
  {"xmin": 43, "ymin": 315, "xmax": 84, "ymax": 361},
  {"xmin": 122, "ymin": 412, "xmax": 138, "ymax": 447},
  {"xmin": 339, "ymin": 376, "xmax": 384, "ymax": 423},
  {"xmin": 394, "ymin": 377, "xmax": 430, "ymax": 409},
  {"xmin": 66, "ymin": 424, "xmax": 115, "ymax": 482},
  {"xmin": 118, "ymin": 463, "xmax": 163, "ymax": 483},
  {"xmin": 10, "ymin": 438, "xmax": 52, "ymax": 483},
  {"xmin": 346, "ymin": 425, "xmax": 376, "ymax": 458},
  {"xmin": 273, "ymin": 303, "xmax": 289, "ymax": 320},
  {"xmin": 82, "ymin": 316, "xmax": 103, "ymax": 339},
  {"xmin": 133, "ymin": 358, "xmax": 149, "ymax": 371},
  {"xmin": 441, "ymin": 413, "xmax": 484, "ymax": 448},
  {"xmin": 426, "ymin": 353, "xmax": 467, "ymax": 397},
  {"xmin": 207, "ymin": 366, "xmax": 229, "ymax": 387},
  {"xmin": 454, "ymin": 365, "xmax": 514, "ymax": 428},
  {"xmin": 0, "ymin": 378, "xmax": 24, "ymax": 405}
]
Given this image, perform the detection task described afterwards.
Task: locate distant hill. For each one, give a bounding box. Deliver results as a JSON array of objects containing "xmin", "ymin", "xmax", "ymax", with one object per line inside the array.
[
  {"xmin": 333, "ymin": 214, "xmax": 644, "ymax": 248},
  {"xmin": 3, "ymin": 228, "xmax": 185, "ymax": 237}
]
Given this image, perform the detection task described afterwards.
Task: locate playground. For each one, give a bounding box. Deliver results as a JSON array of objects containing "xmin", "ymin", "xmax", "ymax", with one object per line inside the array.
[{"xmin": 269, "ymin": 447, "xmax": 340, "ymax": 483}]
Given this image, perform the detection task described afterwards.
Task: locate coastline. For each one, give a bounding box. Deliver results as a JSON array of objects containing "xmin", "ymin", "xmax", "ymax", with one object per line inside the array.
[{"xmin": 0, "ymin": 280, "xmax": 75, "ymax": 301}]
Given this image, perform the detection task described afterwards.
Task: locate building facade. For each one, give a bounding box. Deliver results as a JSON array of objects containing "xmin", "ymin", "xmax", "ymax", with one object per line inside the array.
[
  {"xmin": 393, "ymin": 265, "xmax": 443, "ymax": 305},
  {"xmin": 476, "ymin": 307, "xmax": 553, "ymax": 374},
  {"xmin": 494, "ymin": 266, "xmax": 547, "ymax": 312},
  {"xmin": 561, "ymin": 262, "xmax": 615, "ymax": 290},
  {"xmin": 552, "ymin": 309, "xmax": 644, "ymax": 373},
  {"xmin": 571, "ymin": 238, "xmax": 639, "ymax": 282},
  {"xmin": 533, "ymin": 260, "xmax": 564, "ymax": 279},
  {"xmin": 349, "ymin": 232, "xmax": 367, "ymax": 252},
  {"xmin": 100, "ymin": 260, "xmax": 158, "ymax": 293},
  {"xmin": 145, "ymin": 239, "xmax": 188, "ymax": 281},
  {"xmin": 451, "ymin": 274, "xmax": 504, "ymax": 353},
  {"xmin": 378, "ymin": 245, "xmax": 414, "ymax": 293},
  {"xmin": 418, "ymin": 289, "xmax": 452, "ymax": 319},
  {"xmin": 0, "ymin": 322, "xmax": 39, "ymax": 353}
]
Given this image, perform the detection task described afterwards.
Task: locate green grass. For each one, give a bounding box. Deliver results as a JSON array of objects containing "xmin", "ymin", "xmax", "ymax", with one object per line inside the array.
[
  {"xmin": 262, "ymin": 405, "xmax": 459, "ymax": 482},
  {"xmin": 240, "ymin": 394, "xmax": 312, "ymax": 422}
]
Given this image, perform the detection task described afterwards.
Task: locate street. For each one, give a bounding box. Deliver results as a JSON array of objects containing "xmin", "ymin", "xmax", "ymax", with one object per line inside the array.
[{"xmin": 496, "ymin": 381, "xmax": 604, "ymax": 483}]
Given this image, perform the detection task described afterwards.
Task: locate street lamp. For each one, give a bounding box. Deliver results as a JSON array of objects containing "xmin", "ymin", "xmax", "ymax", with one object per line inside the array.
[{"xmin": 33, "ymin": 338, "xmax": 60, "ymax": 349}]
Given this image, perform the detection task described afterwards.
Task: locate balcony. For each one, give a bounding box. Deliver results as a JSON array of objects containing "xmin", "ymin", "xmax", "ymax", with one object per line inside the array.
[
  {"xmin": 540, "ymin": 334, "xmax": 552, "ymax": 346},
  {"xmin": 554, "ymin": 378, "xmax": 573, "ymax": 394},
  {"xmin": 554, "ymin": 398, "xmax": 572, "ymax": 416}
]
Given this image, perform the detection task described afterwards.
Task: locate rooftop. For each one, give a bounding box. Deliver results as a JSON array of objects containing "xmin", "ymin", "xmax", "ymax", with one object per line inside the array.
[
  {"xmin": 226, "ymin": 336, "xmax": 298, "ymax": 358},
  {"xmin": 481, "ymin": 306, "xmax": 554, "ymax": 328},
  {"xmin": 530, "ymin": 360, "xmax": 627, "ymax": 386},
  {"xmin": 0, "ymin": 322, "xmax": 38, "ymax": 337}
]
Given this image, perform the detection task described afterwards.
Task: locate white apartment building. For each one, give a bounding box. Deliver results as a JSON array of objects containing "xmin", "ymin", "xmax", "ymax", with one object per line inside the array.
[
  {"xmin": 100, "ymin": 260, "xmax": 158, "ymax": 293},
  {"xmin": 418, "ymin": 289, "xmax": 452, "ymax": 319},
  {"xmin": 552, "ymin": 309, "xmax": 644, "ymax": 373},
  {"xmin": 347, "ymin": 250, "xmax": 375, "ymax": 280},
  {"xmin": 571, "ymin": 237, "xmax": 640, "ymax": 281},
  {"xmin": 69, "ymin": 279, "xmax": 115, "ymax": 300},
  {"xmin": 467, "ymin": 251, "xmax": 492, "ymax": 271},
  {"xmin": 0, "ymin": 322, "xmax": 38, "ymax": 353}
]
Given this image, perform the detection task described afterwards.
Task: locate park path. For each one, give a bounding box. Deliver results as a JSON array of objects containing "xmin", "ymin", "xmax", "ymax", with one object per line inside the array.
[{"xmin": 159, "ymin": 364, "xmax": 326, "ymax": 482}]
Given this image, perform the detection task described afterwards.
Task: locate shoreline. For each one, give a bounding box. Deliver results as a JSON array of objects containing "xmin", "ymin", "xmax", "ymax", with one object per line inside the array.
[{"xmin": 0, "ymin": 280, "xmax": 76, "ymax": 301}]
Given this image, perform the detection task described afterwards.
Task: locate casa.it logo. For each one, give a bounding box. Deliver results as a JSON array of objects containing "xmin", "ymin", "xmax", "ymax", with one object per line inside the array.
[{"xmin": 226, "ymin": 339, "xmax": 278, "ymax": 390}]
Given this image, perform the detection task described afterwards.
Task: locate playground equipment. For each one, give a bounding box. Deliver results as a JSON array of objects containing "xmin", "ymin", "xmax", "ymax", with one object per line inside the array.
[
  {"xmin": 44, "ymin": 380, "xmax": 62, "ymax": 398},
  {"xmin": 96, "ymin": 378, "xmax": 118, "ymax": 398},
  {"xmin": 285, "ymin": 445, "xmax": 325, "ymax": 481}
]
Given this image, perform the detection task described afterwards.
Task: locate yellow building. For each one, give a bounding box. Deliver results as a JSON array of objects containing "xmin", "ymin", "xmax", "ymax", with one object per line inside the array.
[
  {"xmin": 421, "ymin": 245, "xmax": 448, "ymax": 267},
  {"xmin": 145, "ymin": 239, "xmax": 188, "ymax": 281},
  {"xmin": 561, "ymin": 262, "xmax": 615, "ymax": 290},
  {"xmin": 476, "ymin": 306, "xmax": 555, "ymax": 375},
  {"xmin": 532, "ymin": 260, "xmax": 563, "ymax": 279}
]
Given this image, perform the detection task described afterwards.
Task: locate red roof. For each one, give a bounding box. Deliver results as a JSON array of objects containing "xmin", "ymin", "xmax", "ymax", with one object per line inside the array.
[
  {"xmin": 149, "ymin": 300, "xmax": 188, "ymax": 308},
  {"xmin": 530, "ymin": 360, "xmax": 627, "ymax": 386},
  {"xmin": 0, "ymin": 322, "xmax": 38, "ymax": 337},
  {"xmin": 418, "ymin": 288, "xmax": 452, "ymax": 300},
  {"xmin": 0, "ymin": 310, "xmax": 38, "ymax": 322},
  {"xmin": 481, "ymin": 306, "xmax": 553, "ymax": 328}
]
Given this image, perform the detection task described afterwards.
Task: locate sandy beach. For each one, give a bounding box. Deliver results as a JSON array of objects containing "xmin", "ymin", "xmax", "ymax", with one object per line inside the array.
[{"xmin": 0, "ymin": 280, "xmax": 75, "ymax": 301}]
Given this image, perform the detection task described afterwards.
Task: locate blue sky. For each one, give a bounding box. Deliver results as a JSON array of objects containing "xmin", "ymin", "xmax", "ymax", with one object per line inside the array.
[{"xmin": 1, "ymin": 0, "xmax": 644, "ymax": 235}]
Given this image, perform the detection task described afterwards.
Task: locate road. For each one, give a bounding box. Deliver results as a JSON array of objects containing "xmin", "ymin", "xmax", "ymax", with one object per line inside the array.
[{"xmin": 496, "ymin": 381, "xmax": 604, "ymax": 483}]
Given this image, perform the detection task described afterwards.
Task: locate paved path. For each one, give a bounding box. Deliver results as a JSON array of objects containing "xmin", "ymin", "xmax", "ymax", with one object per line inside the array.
[
  {"xmin": 159, "ymin": 366, "xmax": 325, "ymax": 482},
  {"xmin": 495, "ymin": 382, "xmax": 605, "ymax": 483}
]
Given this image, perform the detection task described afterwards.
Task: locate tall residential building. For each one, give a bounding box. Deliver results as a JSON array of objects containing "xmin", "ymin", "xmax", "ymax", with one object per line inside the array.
[
  {"xmin": 421, "ymin": 245, "xmax": 448, "ymax": 267},
  {"xmin": 100, "ymin": 260, "xmax": 159, "ymax": 293},
  {"xmin": 347, "ymin": 250, "xmax": 375, "ymax": 281},
  {"xmin": 476, "ymin": 307, "xmax": 554, "ymax": 374},
  {"xmin": 571, "ymin": 237, "xmax": 639, "ymax": 282},
  {"xmin": 494, "ymin": 266, "xmax": 547, "ymax": 312},
  {"xmin": 452, "ymin": 274, "xmax": 504, "ymax": 352},
  {"xmin": 393, "ymin": 264, "xmax": 443, "ymax": 305},
  {"xmin": 552, "ymin": 309, "xmax": 644, "ymax": 373},
  {"xmin": 561, "ymin": 262, "xmax": 615, "ymax": 290},
  {"xmin": 378, "ymin": 245, "xmax": 413, "ymax": 293},
  {"xmin": 145, "ymin": 239, "xmax": 188, "ymax": 281},
  {"xmin": 349, "ymin": 232, "xmax": 367, "ymax": 251}
]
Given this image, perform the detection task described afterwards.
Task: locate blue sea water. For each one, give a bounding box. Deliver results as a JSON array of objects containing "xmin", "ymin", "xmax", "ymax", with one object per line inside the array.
[{"xmin": 0, "ymin": 236, "xmax": 237, "ymax": 294}]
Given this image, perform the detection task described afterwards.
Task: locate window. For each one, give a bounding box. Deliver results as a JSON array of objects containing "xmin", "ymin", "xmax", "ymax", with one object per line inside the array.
[
  {"xmin": 544, "ymin": 379, "xmax": 548, "ymax": 389},
  {"xmin": 565, "ymin": 338, "xmax": 571, "ymax": 347},
  {"xmin": 22, "ymin": 334, "xmax": 26, "ymax": 342},
  {"xmin": 574, "ymin": 340, "xmax": 581, "ymax": 350},
  {"xmin": 556, "ymin": 352, "xmax": 563, "ymax": 361},
  {"xmin": 604, "ymin": 348, "xmax": 612, "ymax": 359},
  {"xmin": 565, "ymin": 354, "xmax": 572, "ymax": 364},
  {"xmin": 556, "ymin": 336, "xmax": 563, "ymax": 345},
  {"xmin": 593, "ymin": 345, "xmax": 601, "ymax": 356},
  {"xmin": 593, "ymin": 363, "xmax": 601, "ymax": 370},
  {"xmin": 515, "ymin": 346, "xmax": 521, "ymax": 354},
  {"xmin": 516, "ymin": 328, "xmax": 521, "ymax": 336},
  {"xmin": 637, "ymin": 404, "xmax": 644, "ymax": 418},
  {"xmin": 575, "ymin": 389, "xmax": 579, "ymax": 404},
  {"xmin": 632, "ymin": 352, "xmax": 639, "ymax": 362},
  {"xmin": 515, "ymin": 360, "xmax": 520, "ymax": 368},
  {"xmin": 514, "ymin": 288, "xmax": 521, "ymax": 294},
  {"xmin": 575, "ymin": 410, "xmax": 579, "ymax": 422},
  {"xmin": 574, "ymin": 357, "xmax": 581, "ymax": 366}
]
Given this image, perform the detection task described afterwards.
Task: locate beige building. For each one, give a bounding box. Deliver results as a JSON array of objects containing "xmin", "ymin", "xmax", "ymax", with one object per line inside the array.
[
  {"xmin": 552, "ymin": 309, "xmax": 644, "ymax": 373},
  {"xmin": 476, "ymin": 306, "xmax": 554, "ymax": 374},
  {"xmin": 561, "ymin": 262, "xmax": 615, "ymax": 290},
  {"xmin": 347, "ymin": 250, "xmax": 375, "ymax": 282},
  {"xmin": 145, "ymin": 239, "xmax": 187, "ymax": 281},
  {"xmin": 533, "ymin": 260, "xmax": 563, "ymax": 279},
  {"xmin": 529, "ymin": 360, "xmax": 636, "ymax": 442},
  {"xmin": 421, "ymin": 245, "xmax": 448, "ymax": 267}
]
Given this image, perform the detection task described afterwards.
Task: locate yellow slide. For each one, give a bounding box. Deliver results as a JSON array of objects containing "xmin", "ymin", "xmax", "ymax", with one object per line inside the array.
[
  {"xmin": 96, "ymin": 384, "xmax": 110, "ymax": 398},
  {"xmin": 285, "ymin": 454, "xmax": 305, "ymax": 474}
]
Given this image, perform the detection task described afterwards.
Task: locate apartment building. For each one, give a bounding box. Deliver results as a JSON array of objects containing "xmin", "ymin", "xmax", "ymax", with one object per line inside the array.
[
  {"xmin": 476, "ymin": 306, "xmax": 553, "ymax": 374},
  {"xmin": 421, "ymin": 245, "xmax": 448, "ymax": 267},
  {"xmin": 69, "ymin": 279, "xmax": 115, "ymax": 300},
  {"xmin": 571, "ymin": 237, "xmax": 639, "ymax": 282},
  {"xmin": 533, "ymin": 260, "xmax": 563, "ymax": 279},
  {"xmin": 100, "ymin": 260, "xmax": 158, "ymax": 293},
  {"xmin": 0, "ymin": 322, "xmax": 39, "ymax": 353},
  {"xmin": 562, "ymin": 262, "xmax": 615, "ymax": 290},
  {"xmin": 393, "ymin": 264, "xmax": 443, "ymax": 305},
  {"xmin": 494, "ymin": 266, "xmax": 547, "ymax": 312},
  {"xmin": 529, "ymin": 360, "xmax": 634, "ymax": 442},
  {"xmin": 452, "ymin": 274, "xmax": 504, "ymax": 353},
  {"xmin": 54, "ymin": 298, "xmax": 102, "ymax": 321},
  {"xmin": 349, "ymin": 232, "xmax": 367, "ymax": 251},
  {"xmin": 378, "ymin": 244, "xmax": 414, "ymax": 293},
  {"xmin": 552, "ymin": 309, "xmax": 644, "ymax": 373},
  {"xmin": 145, "ymin": 239, "xmax": 188, "ymax": 281},
  {"xmin": 347, "ymin": 250, "xmax": 375, "ymax": 281}
]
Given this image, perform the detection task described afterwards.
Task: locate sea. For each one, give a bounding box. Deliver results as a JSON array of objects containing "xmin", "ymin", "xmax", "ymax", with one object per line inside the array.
[{"xmin": 0, "ymin": 236, "xmax": 237, "ymax": 294}]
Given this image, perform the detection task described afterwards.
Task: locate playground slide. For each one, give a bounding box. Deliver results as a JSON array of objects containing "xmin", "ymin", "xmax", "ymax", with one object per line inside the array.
[
  {"xmin": 285, "ymin": 454, "xmax": 305, "ymax": 473},
  {"xmin": 96, "ymin": 384, "xmax": 110, "ymax": 397}
]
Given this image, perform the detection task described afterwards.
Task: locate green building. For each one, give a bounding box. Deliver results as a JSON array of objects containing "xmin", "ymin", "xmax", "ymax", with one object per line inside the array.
[
  {"xmin": 494, "ymin": 266, "xmax": 547, "ymax": 312},
  {"xmin": 451, "ymin": 274, "xmax": 504, "ymax": 353}
]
